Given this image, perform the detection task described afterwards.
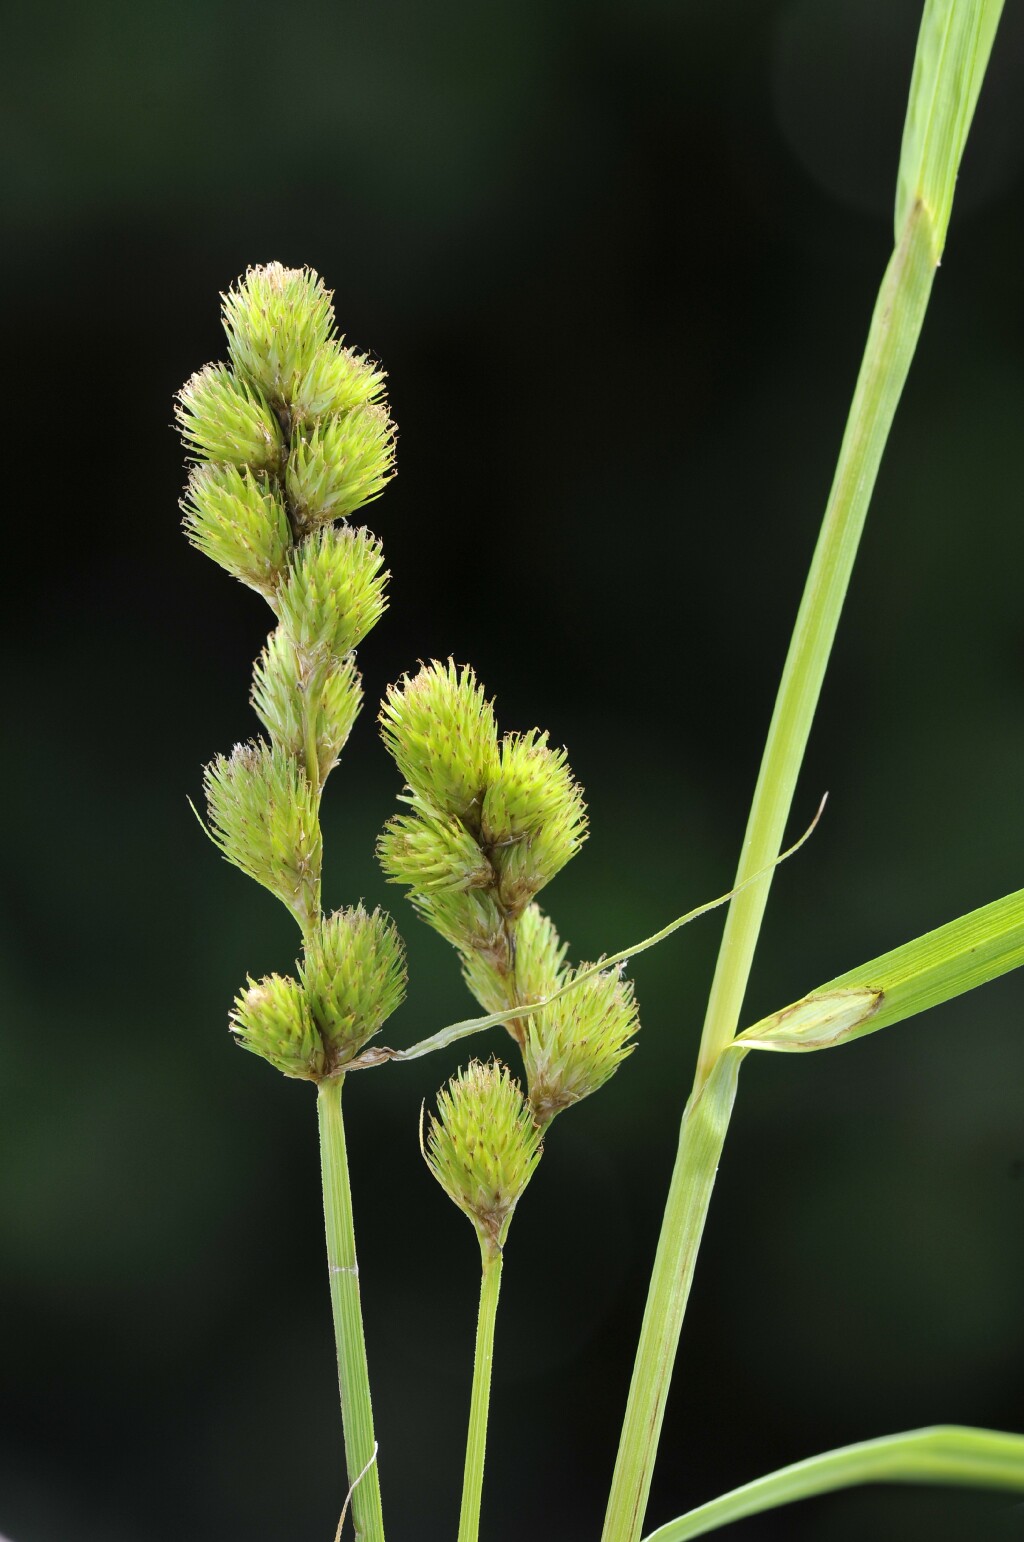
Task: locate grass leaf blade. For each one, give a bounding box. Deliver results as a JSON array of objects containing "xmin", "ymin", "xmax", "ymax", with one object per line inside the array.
[
  {"xmin": 641, "ymin": 1425, "xmax": 1024, "ymax": 1542},
  {"xmin": 739, "ymin": 886, "xmax": 1024, "ymax": 1052}
]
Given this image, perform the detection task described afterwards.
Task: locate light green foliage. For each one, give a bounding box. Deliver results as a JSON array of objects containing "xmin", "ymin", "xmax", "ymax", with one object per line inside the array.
[
  {"xmin": 523, "ymin": 962, "xmax": 639, "ymax": 1126},
  {"xmin": 203, "ymin": 740, "xmax": 323, "ymax": 931},
  {"xmin": 230, "ymin": 972, "xmax": 322, "ymax": 1081},
  {"xmin": 380, "ymin": 661, "xmax": 501, "ymax": 824},
  {"xmin": 286, "ymin": 406, "xmax": 396, "ymax": 530},
  {"xmin": 222, "ymin": 262, "xmax": 335, "ymax": 410},
  {"xmin": 181, "ymin": 463, "xmax": 291, "ymax": 597},
  {"xmin": 424, "ymin": 1060, "xmax": 543, "ymax": 1248},
  {"xmin": 176, "ymin": 363, "xmax": 283, "ymax": 472},
  {"xmin": 299, "ymin": 906, "xmax": 407, "ymax": 1071},
  {"xmin": 896, "ymin": 0, "xmax": 1005, "ymax": 256},
  {"xmin": 276, "ymin": 525, "xmax": 389, "ymax": 666}
]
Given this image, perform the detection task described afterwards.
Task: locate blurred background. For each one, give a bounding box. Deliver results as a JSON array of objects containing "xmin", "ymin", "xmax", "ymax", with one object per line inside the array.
[{"xmin": 3, "ymin": 1, "xmax": 1024, "ymax": 1538}]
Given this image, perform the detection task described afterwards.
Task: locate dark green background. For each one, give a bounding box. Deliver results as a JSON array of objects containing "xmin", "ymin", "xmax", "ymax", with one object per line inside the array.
[{"xmin": 3, "ymin": 1, "xmax": 1024, "ymax": 1538}]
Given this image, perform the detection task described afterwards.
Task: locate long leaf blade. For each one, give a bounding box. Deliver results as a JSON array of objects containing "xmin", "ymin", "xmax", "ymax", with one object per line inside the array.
[
  {"xmin": 642, "ymin": 1425, "xmax": 1024, "ymax": 1542},
  {"xmin": 895, "ymin": 0, "xmax": 1005, "ymax": 255},
  {"xmin": 738, "ymin": 886, "xmax": 1024, "ymax": 1052}
]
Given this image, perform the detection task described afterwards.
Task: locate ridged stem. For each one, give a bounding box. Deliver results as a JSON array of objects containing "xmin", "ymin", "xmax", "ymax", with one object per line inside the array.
[
  {"xmin": 457, "ymin": 1240, "xmax": 504, "ymax": 1542},
  {"xmin": 601, "ymin": 196, "xmax": 939, "ymax": 1542},
  {"xmin": 318, "ymin": 1076, "xmax": 385, "ymax": 1542}
]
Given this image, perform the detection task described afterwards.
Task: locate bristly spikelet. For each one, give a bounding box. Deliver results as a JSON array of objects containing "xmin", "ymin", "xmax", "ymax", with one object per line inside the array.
[
  {"xmin": 203, "ymin": 740, "xmax": 322, "ymax": 930},
  {"xmin": 222, "ymin": 263, "xmax": 335, "ymax": 411},
  {"xmin": 482, "ymin": 732, "xmax": 583, "ymax": 844},
  {"xmin": 409, "ymin": 886, "xmax": 507, "ymax": 960},
  {"xmin": 176, "ymin": 363, "xmax": 283, "ymax": 472},
  {"xmin": 292, "ymin": 340, "xmax": 387, "ymax": 424},
  {"xmin": 378, "ymin": 812, "xmax": 494, "ymax": 896},
  {"xmin": 230, "ymin": 972, "xmax": 323, "ymax": 1080},
  {"xmin": 181, "ymin": 463, "xmax": 291, "ymax": 597},
  {"xmin": 380, "ymin": 661, "xmax": 501, "ymax": 825},
  {"xmin": 251, "ymin": 630, "xmax": 363, "ymax": 785},
  {"xmin": 522, "ymin": 965, "xmax": 640, "ymax": 1127},
  {"xmin": 424, "ymin": 1060, "xmax": 543, "ymax": 1250},
  {"xmin": 277, "ymin": 525, "xmax": 389, "ymax": 665},
  {"xmin": 299, "ymin": 906, "xmax": 407, "ymax": 1072},
  {"xmin": 286, "ymin": 406, "xmax": 396, "ymax": 530},
  {"xmin": 485, "ymin": 733, "xmax": 588, "ymax": 918}
]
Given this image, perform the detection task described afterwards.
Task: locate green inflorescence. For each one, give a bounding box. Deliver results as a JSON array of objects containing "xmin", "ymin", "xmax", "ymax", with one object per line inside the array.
[
  {"xmin": 378, "ymin": 659, "xmax": 639, "ymax": 1129},
  {"xmin": 177, "ymin": 262, "xmax": 404, "ymax": 1080}
]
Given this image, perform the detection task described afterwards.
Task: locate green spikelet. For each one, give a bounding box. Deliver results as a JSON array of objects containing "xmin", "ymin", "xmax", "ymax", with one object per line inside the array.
[
  {"xmin": 277, "ymin": 525, "xmax": 389, "ymax": 666},
  {"xmin": 230, "ymin": 972, "xmax": 322, "ymax": 1080},
  {"xmin": 461, "ymin": 902, "xmax": 568, "ymax": 1018},
  {"xmin": 176, "ymin": 363, "xmax": 283, "ymax": 472},
  {"xmin": 251, "ymin": 629, "xmax": 363, "ymax": 785},
  {"xmin": 222, "ymin": 263, "xmax": 335, "ymax": 411},
  {"xmin": 423, "ymin": 1060, "xmax": 543, "ymax": 1249},
  {"xmin": 287, "ymin": 406, "xmax": 396, "ymax": 530},
  {"xmin": 181, "ymin": 463, "xmax": 291, "ymax": 597},
  {"xmin": 378, "ymin": 812, "xmax": 495, "ymax": 896},
  {"xmin": 292, "ymin": 340, "xmax": 387, "ymax": 424},
  {"xmin": 522, "ymin": 964, "xmax": 640, "ymax": 1127},
  {"xmin": 203, "ymin": 740, "xmax": 322, "ymax": 929},
  {"xmin": 299, "ymin": 906, "xmax": 407, "ymax": 1072},
  {"xmin": 380, "ymin": 661, "xmax": 500, "ymax": 825}
]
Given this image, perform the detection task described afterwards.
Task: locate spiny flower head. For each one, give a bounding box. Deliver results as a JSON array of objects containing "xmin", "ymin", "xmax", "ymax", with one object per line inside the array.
[
  {"xmin": 222, "ymin": 263, "xmax": 335, "ymax": 411},
  {"xmin": 176, "ymin": 364, "xmax": 283, "ymax": 472},
  {"xmin": 230, "ymin": 972, "xmax": 322, "ymax": 1081},
  {"xmin": 277, "ymin": 525, "xmax": 389, "ymax": 666},
  {"xmin": 380, "ymin": 661, "xmax": 501, "ymax": 826},
  {"xmin": 203, "ymin": 740, "xmax": 322, "ymax": 931},
  {"xmin": 522, "ymin": 964, "xmax": 640, "ymax": 1127},
  {"xmin": 181, "ymin": 463, "xmax": 290, "ymax": 598},
  {"xmin": 299, "ymin": 906, "xmax": 407, "ymax": 1072},
  {"xmin": 424, "ymin": 1060, "xmax": 543, "ymax": 1250}
]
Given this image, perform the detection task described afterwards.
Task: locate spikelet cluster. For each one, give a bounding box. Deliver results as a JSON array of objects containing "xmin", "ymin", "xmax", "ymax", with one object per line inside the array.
[
  {"xmin": 380, "ymin": 662, "xmax": 639, "ymax": 1131},
  {"xmin": 178, "ymin": 264, "xmax": 404, "ymax": 1080}
]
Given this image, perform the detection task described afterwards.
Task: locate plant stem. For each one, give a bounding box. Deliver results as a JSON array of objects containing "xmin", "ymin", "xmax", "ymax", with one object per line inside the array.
[
  {"xmin": 695, "ymin": 200, "xmax": 936, "ymax": 1082},
  {"xmin": 600, "ymin": 1053, "xmax": 742, "ymax": 1542},
  {"xmin": 601, "ymin": 201, "xmax": 938, "ymax": 1542},
  {"xmin": 458, "ymin": 1240, "xmax": 504, "ymax": 1542},
  {"xmin": 318, "ymin": 1076, "xmax": 385, "ymax": 1542}
]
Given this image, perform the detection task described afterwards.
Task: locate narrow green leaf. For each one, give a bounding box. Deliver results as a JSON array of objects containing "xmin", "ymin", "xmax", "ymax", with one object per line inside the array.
[
  {"xmin": 895, "ymin": 0, "xmax": 1005, "ymax": 257},
  {"xmin": 641, "ymin": 1425, "xmax": 1024, "ymax": 1542},
  {"xmin": 738, "ymin": 886, "xmax": 1024, "ymax": 1053}
]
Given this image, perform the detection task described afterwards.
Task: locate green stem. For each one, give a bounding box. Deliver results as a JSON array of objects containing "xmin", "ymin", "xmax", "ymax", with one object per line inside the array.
[
  {"xmin": 600, "ymin": 1053, "xmax": 743, "ymax": 1542},
  {"xmin": 318, "ymin": 1077, "xmax": 385, "ymax": 1542},
  {"xmin": 602, "ymin": 7, "xmax": 1003, "ymax": 1541},
  {"xmin": 640, "ymin": 1425, "xmax": 1024, "ymax": 1542},
  {"xmin": 695, "ymin": 200, "xmax": 936, "ymax": 1082},
  {"xmin": 601, "ymin": 192, "xmax": 939, "ymax": 1542},
  {"xmin": 458, "ymin": 1240, "xmax": 504, "ymax": 1542}
]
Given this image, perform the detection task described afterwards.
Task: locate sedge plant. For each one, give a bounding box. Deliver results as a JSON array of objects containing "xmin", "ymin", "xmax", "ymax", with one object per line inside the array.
[{"xmin": 178, "ymin": 2, "xmax": 1024, "ymax": 1538}]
